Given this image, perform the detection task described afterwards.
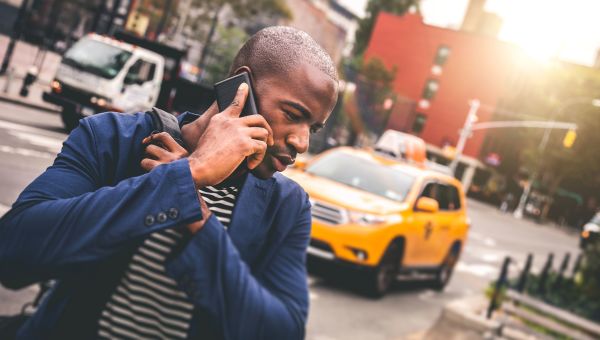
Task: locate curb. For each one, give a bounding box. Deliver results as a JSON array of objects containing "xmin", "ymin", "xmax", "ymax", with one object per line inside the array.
[
  {"xmin": 423, "ymin": 295, "xmax": 538, "ymax": 340},
  {"xmin": 0, "ymin": 92, "xmax": 60, "ymax": 113}
]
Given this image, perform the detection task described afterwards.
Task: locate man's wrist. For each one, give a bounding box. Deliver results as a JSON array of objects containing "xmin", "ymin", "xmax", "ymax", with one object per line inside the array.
[
  {"xmin": 187, "ymin": 191, "xmax": 212, "ymax": 234},
  {"xmin": 188, "ymin": 157, "xmax": 208, "ymax": 188}
]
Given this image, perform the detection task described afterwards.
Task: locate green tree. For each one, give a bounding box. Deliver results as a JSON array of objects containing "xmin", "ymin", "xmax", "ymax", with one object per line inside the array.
[
  {"xmin": 202, "ymin": 25, "xmax": 249, "ymax": 83},
  {"xmin": 353, "ymin": 0, "xmax": 420, "ymax": 56},
  {"xmin": 343, "ymin": 57, "xmax": 397, "ymax": 144},
  {"xmin": 492, "ymin": 61, "xmax": 600, "ymax": 222},
  {"xmin": 182, "ymin": 0, "xmax": 291, "ymax": 73}
]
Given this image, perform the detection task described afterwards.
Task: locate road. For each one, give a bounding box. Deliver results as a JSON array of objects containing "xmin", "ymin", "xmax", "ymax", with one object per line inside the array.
[{"xmin": 0, "ymin": 101, "xmax": 580, "ymax": 338}]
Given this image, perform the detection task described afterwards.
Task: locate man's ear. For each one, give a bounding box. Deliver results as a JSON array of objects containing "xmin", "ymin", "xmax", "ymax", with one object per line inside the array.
[{"xmin": 232, "ymin": 66, "xmax": 255, "ymax": 84}]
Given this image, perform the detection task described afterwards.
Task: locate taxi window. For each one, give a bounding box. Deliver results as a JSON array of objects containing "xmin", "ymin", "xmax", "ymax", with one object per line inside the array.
[
  {"xmin": 438, "ymin": 184, "xmax": 461, "ymax": 211},
  {"xmin": 419, "ymin": 182, "xmax": 461, "ymax": 211}
]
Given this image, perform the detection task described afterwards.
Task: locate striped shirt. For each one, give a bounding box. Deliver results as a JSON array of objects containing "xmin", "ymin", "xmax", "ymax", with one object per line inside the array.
[{"xmin": 98, "ymin": 185, "xmax": 240, "ymax": 339}]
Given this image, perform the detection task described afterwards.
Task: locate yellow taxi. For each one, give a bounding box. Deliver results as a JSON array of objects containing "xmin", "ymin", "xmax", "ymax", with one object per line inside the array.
[{"xmin": 284, "ymin": 147, "xmax": 469, "ymax": 296}]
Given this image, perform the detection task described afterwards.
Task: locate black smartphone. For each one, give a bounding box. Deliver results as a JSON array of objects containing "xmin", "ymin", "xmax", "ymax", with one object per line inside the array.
[{"xmin": 214, "ymin": 72, "xmax": 258, "ymax": 116}]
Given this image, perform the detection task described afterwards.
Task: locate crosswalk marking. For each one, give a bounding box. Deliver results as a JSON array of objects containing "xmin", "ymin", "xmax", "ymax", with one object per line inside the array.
[
  {"xmin": 0, "ymin": 118, "xmax": 65, "ymax": 159},
  {"xmin": 8, "ymin": 130, "xmax": 63, "ymax": 152},
  {"xmin": 0, "ymin": 144, "xmax": 55, "ymax": 159},
  {"xmin": 0, "ymin": 119, "xmax": 66, "ymax": 139}
]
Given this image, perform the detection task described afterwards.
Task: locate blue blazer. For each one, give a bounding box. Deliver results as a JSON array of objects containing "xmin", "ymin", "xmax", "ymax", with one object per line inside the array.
[{"xmin": 0, "ymin": 112, "xmax": 311, "ymax": 339}]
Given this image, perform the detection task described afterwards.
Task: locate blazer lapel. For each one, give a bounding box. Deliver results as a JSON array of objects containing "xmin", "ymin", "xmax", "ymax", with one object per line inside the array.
[{"xmin": 228, "ymin": 174, "xmax": 275, "ymax": 262}]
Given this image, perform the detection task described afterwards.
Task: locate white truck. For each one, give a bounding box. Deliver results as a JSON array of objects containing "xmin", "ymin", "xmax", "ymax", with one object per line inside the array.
[{"xmin": 44, "ymin": 33, "xmax": 166, "ymax": 130}]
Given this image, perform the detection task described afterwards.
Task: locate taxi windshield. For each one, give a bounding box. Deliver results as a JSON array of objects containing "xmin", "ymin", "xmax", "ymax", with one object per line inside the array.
[{"xmin": 306, "ymin": 151, "xmax": 415, "ymax": 202}]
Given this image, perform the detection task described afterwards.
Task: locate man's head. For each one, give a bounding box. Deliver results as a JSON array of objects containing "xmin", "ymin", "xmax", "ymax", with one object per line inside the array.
[{"xmin": 229, "ymin": 26, "xmax": 339, "ymax": 179}]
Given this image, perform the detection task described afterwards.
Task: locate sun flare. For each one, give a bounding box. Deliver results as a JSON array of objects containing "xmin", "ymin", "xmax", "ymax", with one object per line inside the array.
[{"xmin": 496, "ymin": 0, "xmax": 577, "ymax": 62}]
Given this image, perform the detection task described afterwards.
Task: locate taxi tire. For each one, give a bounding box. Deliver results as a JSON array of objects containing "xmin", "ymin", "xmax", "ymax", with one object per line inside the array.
[
  {"xmin": 432, "ymin": 245, "xmax": 460, "ymax": 291},
  {"xmin": 363, "ymin": 244, "xmax": 401, "ymax": 298}
]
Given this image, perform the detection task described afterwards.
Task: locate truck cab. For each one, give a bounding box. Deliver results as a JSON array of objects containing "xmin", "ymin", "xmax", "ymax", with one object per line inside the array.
[{"xmin": 44, "ymin": 33, "xmax": 164, "ymax": 130}]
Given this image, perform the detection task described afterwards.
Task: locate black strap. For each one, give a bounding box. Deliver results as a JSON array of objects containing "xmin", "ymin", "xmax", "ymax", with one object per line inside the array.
[{"xmin": 147, "ymin": 107, "xmax": 186, "ymax": 148}]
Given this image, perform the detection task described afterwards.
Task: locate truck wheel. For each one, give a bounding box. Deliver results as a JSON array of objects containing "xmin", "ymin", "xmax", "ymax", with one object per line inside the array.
[
  {"xmin": 432, "ymin": 245, "xmax": 460, "ymax": 291},
  {"xmin": 363, "ymin": 243, "xmax": 401, "ymax": 298},
  {"xmin": 61, "ymin": 109, "xmax": 80, "ymax": 132}
]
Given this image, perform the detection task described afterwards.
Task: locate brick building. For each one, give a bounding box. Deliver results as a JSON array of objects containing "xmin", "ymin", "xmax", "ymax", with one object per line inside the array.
[{"xmin": 364, "ymin": 11, "xmax": 522, "ymax": 159}]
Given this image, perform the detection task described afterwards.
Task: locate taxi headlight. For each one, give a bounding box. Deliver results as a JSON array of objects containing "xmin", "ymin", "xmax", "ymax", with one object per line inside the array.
[{"xmin": 347, "ymin": 210, "xmax": 387, "ymax": 225}]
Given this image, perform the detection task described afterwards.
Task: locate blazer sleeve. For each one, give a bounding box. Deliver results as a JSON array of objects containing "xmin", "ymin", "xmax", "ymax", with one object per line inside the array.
[
  {"xmin": 165, "ymin": 192, "xmax": 311, "ymax": 340},
  {"xmin": 0, "ymin": 114, "xmax": 203, "ymax": 288}
]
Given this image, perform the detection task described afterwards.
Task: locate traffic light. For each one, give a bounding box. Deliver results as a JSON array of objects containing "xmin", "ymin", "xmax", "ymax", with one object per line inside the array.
[{"xmin": 563, "ymin": 129, "xmax": 577, "ymax": 148}]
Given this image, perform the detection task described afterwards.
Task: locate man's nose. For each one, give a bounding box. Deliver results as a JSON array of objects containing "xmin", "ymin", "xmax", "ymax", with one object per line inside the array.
[{"xmin": 287, "ymin": 128, "xmax": 309, "ymax": 154}]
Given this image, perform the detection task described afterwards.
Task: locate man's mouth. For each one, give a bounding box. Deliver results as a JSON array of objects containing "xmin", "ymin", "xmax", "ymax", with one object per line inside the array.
[{"xmin": 271, "ymin": 154, "xmax": 295, "ymax": 172}]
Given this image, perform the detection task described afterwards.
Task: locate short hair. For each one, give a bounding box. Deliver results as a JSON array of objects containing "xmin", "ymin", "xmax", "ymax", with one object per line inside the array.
[{"xmin": 230, "ymin": 26, "xmax": 338, "ymax": 84}]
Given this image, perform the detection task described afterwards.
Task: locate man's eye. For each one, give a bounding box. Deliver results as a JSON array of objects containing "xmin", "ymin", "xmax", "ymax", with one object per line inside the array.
[
  {"xmin": 310, "ymin": 126, "xmax": 320, "ymax": 134},
  {"xmin": 284, "ymin": 111, "xmax": 300, "ymax": 122}
]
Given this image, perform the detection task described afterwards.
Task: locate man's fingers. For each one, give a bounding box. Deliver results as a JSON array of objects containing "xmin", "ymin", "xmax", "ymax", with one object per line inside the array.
[
  {"xmin": 246, "ymin": 127, "xmax": 270, "ymax": 142},
  {"xmin": 239, "ymin": 114, "xmax": 274, "ymax": 146},
  {"xmin": 144, "ymin": 132, "xmax": 186, "ymax": 153},
  {"xmin": 203, "ymin": 101, "xmax": 220, "ymax": 119},
  {"xmin": 145, "ymin": 144, "xmax": 171, "ymax": 159},
  {"xmin": 140, "ymin": 158, "xmax": 161, "ymax": 172},
  {"xmin": 247, "ymin": 140, "xmax": 267, "ymax": 170},
  {"xmin": 224, "ymin": 83, "xmax": 249, "ymax": 118}
]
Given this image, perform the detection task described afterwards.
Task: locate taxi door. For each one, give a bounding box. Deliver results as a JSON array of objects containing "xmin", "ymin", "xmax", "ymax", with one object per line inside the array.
[
  {"xmin": 430, "ymin": 183, "xmax": 460, "ymax": 264},
  {"xmin": 438, "ymin": 182, "xmax": 468, "ymax": 264},
  {"xmin": 405, "ymin": 180, "xmax": 443, "ymax": 266}
]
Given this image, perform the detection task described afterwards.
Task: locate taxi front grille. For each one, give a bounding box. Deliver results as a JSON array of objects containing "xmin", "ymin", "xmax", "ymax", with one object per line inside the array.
[{"xmin": 311, "ymin": 201, "xmax": 345, "ymax": 225}]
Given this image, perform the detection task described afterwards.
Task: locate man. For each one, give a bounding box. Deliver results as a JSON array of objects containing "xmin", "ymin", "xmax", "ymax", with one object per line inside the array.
[{"xmin": 0, "ymin": 26, "xmax": 338, "ymax": 339}]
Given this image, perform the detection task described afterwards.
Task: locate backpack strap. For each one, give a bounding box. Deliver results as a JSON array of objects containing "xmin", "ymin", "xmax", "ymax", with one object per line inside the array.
[{"xmin": 147, "ymin": 107, "xmax": 186, "ymax": 148}]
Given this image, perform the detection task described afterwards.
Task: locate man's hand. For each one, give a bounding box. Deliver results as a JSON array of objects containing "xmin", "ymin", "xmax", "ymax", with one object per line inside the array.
[
  {"xmin": 140, "ymin": 132, "xmax": 212, "ymax": 234},
  {"xmin": 140, "ymin": 132, "xmax": 189, "ymax": 172},
  {"xmin": 188, "ymin": 83, "xmax": 274, "ymax": 188}
]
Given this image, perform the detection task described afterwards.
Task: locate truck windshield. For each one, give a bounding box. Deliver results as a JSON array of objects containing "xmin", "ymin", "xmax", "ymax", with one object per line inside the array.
[
  {"xmin": 62, "ymin": 38, "xmax": 132, "ymax": 79},
  {"xmin": 306, "ymin": 151, "xmax": 415, "ymax": 202}
]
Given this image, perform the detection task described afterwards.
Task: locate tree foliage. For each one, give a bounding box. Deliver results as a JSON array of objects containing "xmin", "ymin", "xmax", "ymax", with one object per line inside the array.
[
  {"xmin": 353, "ymin": 0, "xmax": 420, "ymax": 56},
  {"xmin": 342, "ymin": 56, "xmax": 397, "ymax": 142},
  {"xmin": 202, "ymin": 25, "xmax": 249, "ymax": 83},
  {"xmin": 184, "ymin": 0, "xmax": 291, "ymax": 38},
  {"xmin": 492, "ymin": 61, "xmax": 600, "ymax": 220}
]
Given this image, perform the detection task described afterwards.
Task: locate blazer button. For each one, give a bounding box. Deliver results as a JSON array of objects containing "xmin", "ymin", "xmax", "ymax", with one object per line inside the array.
[
  {"xmin": 168, "ymin": 208, "xmax": 179, "ymax": 219},
  {"xmin": 157, "ymin": 212, "xmax": 167, "ymax": 223},
  {"xmin": 145, "ymin": 215, "xmax": 155, "ymax": 226}
]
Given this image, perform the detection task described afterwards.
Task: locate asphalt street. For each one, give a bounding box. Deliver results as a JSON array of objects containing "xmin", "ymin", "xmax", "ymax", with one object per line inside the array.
[{"xmin": 0, "ymin": 100, "xmax": 581, "ymax": 339}]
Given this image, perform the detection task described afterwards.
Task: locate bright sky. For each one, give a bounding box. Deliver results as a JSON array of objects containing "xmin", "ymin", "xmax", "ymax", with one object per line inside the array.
[{"xmin": 339, "ymin": 0, "xmax": 600, "ymax": 66}]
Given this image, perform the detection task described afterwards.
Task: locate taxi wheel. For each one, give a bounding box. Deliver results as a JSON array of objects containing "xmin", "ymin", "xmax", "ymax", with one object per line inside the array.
[
  {"xmin": 363, "ymin": 244, "xmax": 401, "ymax": 298},
  {"xmin": 432, "ymin": 246, "xmax": 460, "ymax": 291}
]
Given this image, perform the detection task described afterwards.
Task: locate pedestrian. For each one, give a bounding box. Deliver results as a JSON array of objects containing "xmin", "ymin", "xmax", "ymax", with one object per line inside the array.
[{"xmin": 0, "ymin": 26, "xmax": 338, "ymax": 339}]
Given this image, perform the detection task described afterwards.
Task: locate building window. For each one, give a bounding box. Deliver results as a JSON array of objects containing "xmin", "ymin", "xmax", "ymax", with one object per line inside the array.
[
  {"xmin": 412, "ymin": 113, "xmax": 427, "ymax": 134},
  {"xmin": 422, "ymin": 79, "xmax": 439, "ymax": 100},
  {"xmin": 434, "ymin": 45, "xmax": 451, "ymax": 66}
]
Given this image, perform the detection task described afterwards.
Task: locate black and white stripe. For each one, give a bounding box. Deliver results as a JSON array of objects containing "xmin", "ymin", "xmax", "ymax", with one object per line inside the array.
[{"xmin": 99, "ymin": 185, "xmax": 239, "ymax": 339}]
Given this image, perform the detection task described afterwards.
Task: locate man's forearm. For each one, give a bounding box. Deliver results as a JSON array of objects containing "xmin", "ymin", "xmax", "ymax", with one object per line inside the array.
[{"xmin": 0, "ymin": 159, "xmax": 203, "ymax": 287}]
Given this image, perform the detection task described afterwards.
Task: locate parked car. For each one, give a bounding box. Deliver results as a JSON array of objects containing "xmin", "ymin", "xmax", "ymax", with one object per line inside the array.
[
  {"xmin": 284, "ymin": 147, "xmax": 470, "ymax": 297},
  {"xmin": 580, "ymin": 212, "xmax": 600, "ymax": 249}
]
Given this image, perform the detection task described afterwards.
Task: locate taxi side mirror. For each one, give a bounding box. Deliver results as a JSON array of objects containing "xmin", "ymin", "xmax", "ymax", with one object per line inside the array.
[{"xmin": 415, "ymin": 197, "xmax": 439, "ymax": 213}]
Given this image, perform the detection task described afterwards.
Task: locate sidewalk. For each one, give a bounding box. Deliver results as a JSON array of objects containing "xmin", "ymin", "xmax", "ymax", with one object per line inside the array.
[{"xmin": 0, "ymin": 34, "xmax": 61, "ymax": 112}]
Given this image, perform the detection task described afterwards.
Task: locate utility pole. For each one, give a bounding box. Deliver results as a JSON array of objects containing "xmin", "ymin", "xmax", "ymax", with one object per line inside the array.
[
  {"xmin": 449, "ymin": 99, "xmax": 480, "ymax": 173},
  {"xmin": 0, "ymin": 0, "xmax": 31, "ymax": 75}
]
